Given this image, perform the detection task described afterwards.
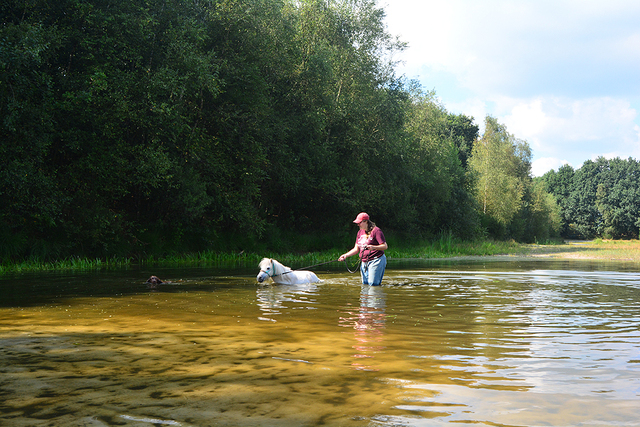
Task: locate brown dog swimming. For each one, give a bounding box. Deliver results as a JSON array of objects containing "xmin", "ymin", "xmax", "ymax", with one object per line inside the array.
[{"xmin": 145, "ymin": 276, "xmax": 164, "ymax": 288}]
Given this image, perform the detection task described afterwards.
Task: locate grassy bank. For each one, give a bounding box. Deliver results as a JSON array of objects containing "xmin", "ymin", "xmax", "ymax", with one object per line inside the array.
[
  {"xmin": 523, "ymin": 239, "xmax": 640, "ymax": 262},
  {"xmin": 2, "ymin": 238, "xmax": 638, "ymax": 275},
  {"xmin": 0, "ymin": 237, "xmax": 525, "ymax": 275}
]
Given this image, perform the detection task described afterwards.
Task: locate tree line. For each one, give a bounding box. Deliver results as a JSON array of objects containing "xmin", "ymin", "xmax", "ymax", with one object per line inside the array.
[
  {"xmin": 541, "ymin": 157, "xmax": 640, "ymax": 240},
  {"xmin": 0, "ymin": 0, "xmax": 616, "ymax": 262}
]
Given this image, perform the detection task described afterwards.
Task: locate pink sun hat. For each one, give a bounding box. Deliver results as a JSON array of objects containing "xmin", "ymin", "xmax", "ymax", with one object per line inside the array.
[{"xmin": 353, "ymin": 212, "xmax": 370, "ymax": 223}]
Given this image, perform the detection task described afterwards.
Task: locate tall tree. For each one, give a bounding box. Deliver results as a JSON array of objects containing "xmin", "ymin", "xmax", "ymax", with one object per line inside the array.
[
  {"xmin": 469, "ymin": 116, "xmax": 531, "ymax": 237},
  {"xmin": 446, "ymin": 113, "xmax": 478, "ymax": 169},
  {"xmin": 541, "ymin": 164, "xmax": 575, "ymax": 237},
  {"xmin": 526, "ymin": 179, "xmax": 562, "ymax": 242},
  {"xmin": 259, "ymin": 0, "xmax": 408, "ymax": 230},
  {"xmin": 402, "ymin": 88, "xmax": 480, "ymax": 237},
  {"xmin": 594, "ymin": 157, "xmax": 640, "ymax": 238},
  {"xmin": 565, "ymin": 159, "xmax": 602, "ymax": 239}
]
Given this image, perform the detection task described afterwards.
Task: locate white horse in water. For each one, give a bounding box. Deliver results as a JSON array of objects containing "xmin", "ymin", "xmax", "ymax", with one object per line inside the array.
[{"xmin": 257, "ymin": 258, "xmax": 320, "ymax": 284}]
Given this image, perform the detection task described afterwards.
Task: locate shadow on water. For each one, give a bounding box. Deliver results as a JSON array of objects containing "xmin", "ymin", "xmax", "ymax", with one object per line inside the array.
[
  {"xmin": 1, "ymin": 258, "xmax": 640, "ymax": 426},
  {"xmin": 0, "ymin": 266, "xmax": 258, "ymax": 308}
]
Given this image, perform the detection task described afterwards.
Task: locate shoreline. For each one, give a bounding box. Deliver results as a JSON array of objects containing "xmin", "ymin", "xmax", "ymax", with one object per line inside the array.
[
  {"xmin": 398, "ymin": 240, "xmax": 640, "ymax": 264},
  {"xmin": 2, "ymin": 239, "xmax": 639, "ymax": 275},
  {"xmin": 501, "ymin": 240, "xmax": 640, "ymax": 263}
]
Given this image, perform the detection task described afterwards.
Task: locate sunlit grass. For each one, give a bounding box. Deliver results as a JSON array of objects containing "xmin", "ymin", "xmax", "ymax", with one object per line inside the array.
[{"xmin": 560, "ymin": 239, "xmax": 640, "ymax": 261}]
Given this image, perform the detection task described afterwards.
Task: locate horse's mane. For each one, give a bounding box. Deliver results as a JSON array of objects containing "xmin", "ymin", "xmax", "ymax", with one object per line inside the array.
[
  {"xmin": 271, "ymin": 259, "xmax": 291, "ymax": 275},
  {"xmin": 259, "ymin": 258, "xmax": 291, "ymax": 277}
]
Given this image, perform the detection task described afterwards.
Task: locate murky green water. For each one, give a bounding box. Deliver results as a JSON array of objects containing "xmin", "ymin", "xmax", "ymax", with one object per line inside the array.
[{"xmin": 1, "ymin": 259, "xmax": 640, "ymax": 426}]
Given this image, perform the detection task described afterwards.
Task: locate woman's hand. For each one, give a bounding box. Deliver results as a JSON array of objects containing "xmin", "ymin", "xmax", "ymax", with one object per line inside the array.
[{"xmin": 340, "ymin": 244, "xmax": 359, "ymax": 261}]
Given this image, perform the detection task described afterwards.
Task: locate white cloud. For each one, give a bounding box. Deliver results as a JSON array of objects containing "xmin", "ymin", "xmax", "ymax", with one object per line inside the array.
[
  {"xmin": 445, "ymin": 97, "xmax": 489, "ymax": 125},
  {"xmin": 386, "ymin": 0, "xmax": 640, "ymax": 97},
  {"xmin": 382, "ymin": 0, "xmax": 640, "ymax": 174},
  {"xmin": 499, "ymin": 98, "xmax": 551, "ymax": 149},
  {"xmin": 532, "ymin": 158, "xmax": 570, "ymax": 177},
  {"xmin": 500, "ymin": 96, "xmax": 639, "ymax": 165}
]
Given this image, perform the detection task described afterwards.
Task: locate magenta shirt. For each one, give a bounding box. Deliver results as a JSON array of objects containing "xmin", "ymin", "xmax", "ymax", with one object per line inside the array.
[{"xmin": 356, "ymin": 227, "xmax": 386, "ymax": 262}]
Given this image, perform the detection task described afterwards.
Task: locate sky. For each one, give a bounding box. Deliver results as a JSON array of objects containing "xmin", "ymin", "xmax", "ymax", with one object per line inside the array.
[{"xmin": 381, "ymin": 0, "xmax": 640, "ymax": 176}]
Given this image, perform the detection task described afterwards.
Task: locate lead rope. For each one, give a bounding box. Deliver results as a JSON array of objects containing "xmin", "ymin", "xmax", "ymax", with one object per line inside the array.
[
  {"xmin": 284, "ymin": 258, "xmax": 361, "ymax": 274},
  {"xmin": 343, "ymin": 258, "xmax": 361, "ymax": 274}
]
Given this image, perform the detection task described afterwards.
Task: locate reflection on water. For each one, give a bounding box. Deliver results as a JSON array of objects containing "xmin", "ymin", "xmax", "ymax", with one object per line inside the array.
[
  {"xmin": 1, "ymin": 262, "xmax": 640, "ymax": 426},
  {"xmin": 339, "ymin": 286, "xmax": 387, "ymax": 371},
  {"xmin": 256, "ymin": 281, "xmax": 320, "ymax": 321}
]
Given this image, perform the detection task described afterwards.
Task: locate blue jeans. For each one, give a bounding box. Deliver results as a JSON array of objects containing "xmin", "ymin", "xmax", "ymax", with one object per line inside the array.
[{"xmin": 360, "ymin": 254, "xmax": 387, "ymax": 286}]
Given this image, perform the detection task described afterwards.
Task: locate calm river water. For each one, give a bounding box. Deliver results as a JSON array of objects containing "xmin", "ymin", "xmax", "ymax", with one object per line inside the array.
[{"xmin": 1, "ymin": 258, "xmax": 640, "ymax": 427}]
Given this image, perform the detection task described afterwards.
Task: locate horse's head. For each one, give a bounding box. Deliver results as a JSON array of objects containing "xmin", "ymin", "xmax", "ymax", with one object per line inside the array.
[
  {"xmin": 257, "ymin": 258, "xmax": 290, "ymax": 283},
  {"xmin": 257, "ymin": 258, "xmax": 274, "ymax": 283}
]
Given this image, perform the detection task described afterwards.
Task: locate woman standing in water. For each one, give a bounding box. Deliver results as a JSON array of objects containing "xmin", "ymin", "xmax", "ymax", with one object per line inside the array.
[{"xmin": 339, "ymin": 212, "xmax": 388, "ymax": 286}]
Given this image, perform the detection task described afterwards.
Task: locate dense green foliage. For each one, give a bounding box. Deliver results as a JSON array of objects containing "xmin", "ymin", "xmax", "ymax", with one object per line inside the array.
[
  {"xmin": 542, "ymin": 157, "xmax": 640, "ymax": 239},
  {"xmin": 2, "ymin": 0, "xmax": 561, "ymax": 262},
  {"xmin": 469, "ymin": 117, "xmax": 560, "ymax": 243}
]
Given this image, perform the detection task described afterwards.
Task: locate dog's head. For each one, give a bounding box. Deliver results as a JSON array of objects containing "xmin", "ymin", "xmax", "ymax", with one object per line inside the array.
[{"xmin": 146, "ymin": 276, "xmax": 163, "ymax": 286}]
